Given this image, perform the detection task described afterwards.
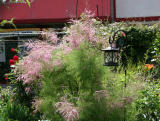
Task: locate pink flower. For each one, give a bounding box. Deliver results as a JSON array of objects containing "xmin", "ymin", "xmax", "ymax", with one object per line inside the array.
[
  {"xmin": 63, "ymin": 46, "xmax": 72, "ymax": 55},
  {"xmin": 49, "ymin": 32, "xmax": 58, "ymax": 44},
  {"xmin": 41, "ymin": 31, "xmax": 58, "ymax": 44},
  {"xmin": 16, "ymin": 41, "xmax": 56, "ymax": 85},
  {"xmin": 32, "ymin": 97, "xmax": 43, "ymax": 113},
  {"xmin": 25, "ymin": 87, "xmax": 31, "ymax": 94},
  {"xmin": 64, "ymin": 10, "xmax": 100, "ymax": 49},
  {"xmin": 55, "ymin": 99, "xmax": 79, "ymax": 121}
]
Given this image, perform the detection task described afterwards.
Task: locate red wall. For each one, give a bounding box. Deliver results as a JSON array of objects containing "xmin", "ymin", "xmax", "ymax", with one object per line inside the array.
[{"xmin": 0, "ymin": 0, "xmax": 111, "ymax": 24}]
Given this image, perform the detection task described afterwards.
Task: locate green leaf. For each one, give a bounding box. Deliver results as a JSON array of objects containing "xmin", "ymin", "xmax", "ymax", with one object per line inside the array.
[
  {"xmin": 0, "ymin": 18, "xmax": 16, "ymax": 28},
  {"xmin": 0, "ymin": 20, "xmax": 8, "ymax": 26},
  {"xmin": 8, "ymin": 18, "xmax": 16, "ymax": 28},
  {"xmin": 25, "ymin": 0, "xmax": 30, "ymax": 7}
]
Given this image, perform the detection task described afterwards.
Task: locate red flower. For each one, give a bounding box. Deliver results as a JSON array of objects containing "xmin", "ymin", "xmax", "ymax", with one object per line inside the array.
[
  {"xmin": 121, "ymin": 32, "xmax": 126, "ymax": 37},
  {"xmin": 11, "ymin": 48, "xmax": 15, "ymax": 53},
  {"xmin": 13, "ymin": 55, "xmax": 19, "ymax": 62},
  {"xmin": 9, "ymin": 59, "xmax": 15, "ymax": 65},
  {"xmin": 5, "ymin": 77, "xmax": 8, "ymax": 81}
]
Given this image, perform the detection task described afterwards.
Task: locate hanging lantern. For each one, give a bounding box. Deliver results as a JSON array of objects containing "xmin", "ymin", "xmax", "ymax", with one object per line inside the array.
[
  {"xmin": 101, "ymin": 46, "xmax": 119, "ymax": 66},
  {"xmin": 102, "ymin": 30, "xmax": 127, "ymax": 66}
]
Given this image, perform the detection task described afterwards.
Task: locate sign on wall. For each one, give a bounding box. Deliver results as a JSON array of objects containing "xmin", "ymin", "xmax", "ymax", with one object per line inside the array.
[
  {"xmin": 0, "ymin": 41, "xmax": 6, "ymax": 62},
  {"xmin": 116, "ymin": 0, "xmax": 160, "ymax": 18}
]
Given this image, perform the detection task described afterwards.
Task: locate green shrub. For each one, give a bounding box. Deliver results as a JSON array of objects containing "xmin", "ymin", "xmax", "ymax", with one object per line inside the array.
[
  {"xmin": 136, "ymin": 83, "xmax": 160, "ymax": 121},
  {"xmin": 0, "ymin": 87, "xmax": 35, "ymax": 121},
  {"xmin": 1, "ymin": 101, "xmax": 32, "ymax": 121},
  {"xmin": 39, "ymin": 42, "xmax": 107, "ymax": 120},
  {"xmin": 123, "ymin": 27, "xmax": 156, "ymax": 65},
  {"xmin": 38, "ymin": 42, "xmax": 146, "ymax": 121},
  {"xmin": 98, "ymin": 22, "xmax": 157, "ymax": 66}
]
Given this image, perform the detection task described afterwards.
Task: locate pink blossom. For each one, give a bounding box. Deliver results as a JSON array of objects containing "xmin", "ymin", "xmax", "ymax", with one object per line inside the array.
[
  {"xmin": 55, "ymin": 100, "xmax": 79, "ymax": 121},
  {"xmin": 32, "ymin": 97, "xmax": 43, "ymax": 113},
  {"xmin": 62, "ymin": 46, "xmax": 72, "ymax": 55},
  {"xmin": 25, "ymin": 87, "xmax": 31, "ymax": 94},
  {"xmin": 15, "ymin": 11, "xmax": 103, "ymax": 94},
  {"xmin": 42, "ymin": 31, "xmax": 58, "ymax": 44},
  {"xmin": 53, "ymin": 59, "xmax": 62, "ymax": 67},
  {"xmin": 16, "ymin": 41, "xmax": 56, "ymax": 87},
  {"xmin": 49, "ymin": 32, "xmax": 58, "ymax": 44},
  {"xmin": 64, "ymin": 10, "xmax": 100, "ymax": 49}
]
